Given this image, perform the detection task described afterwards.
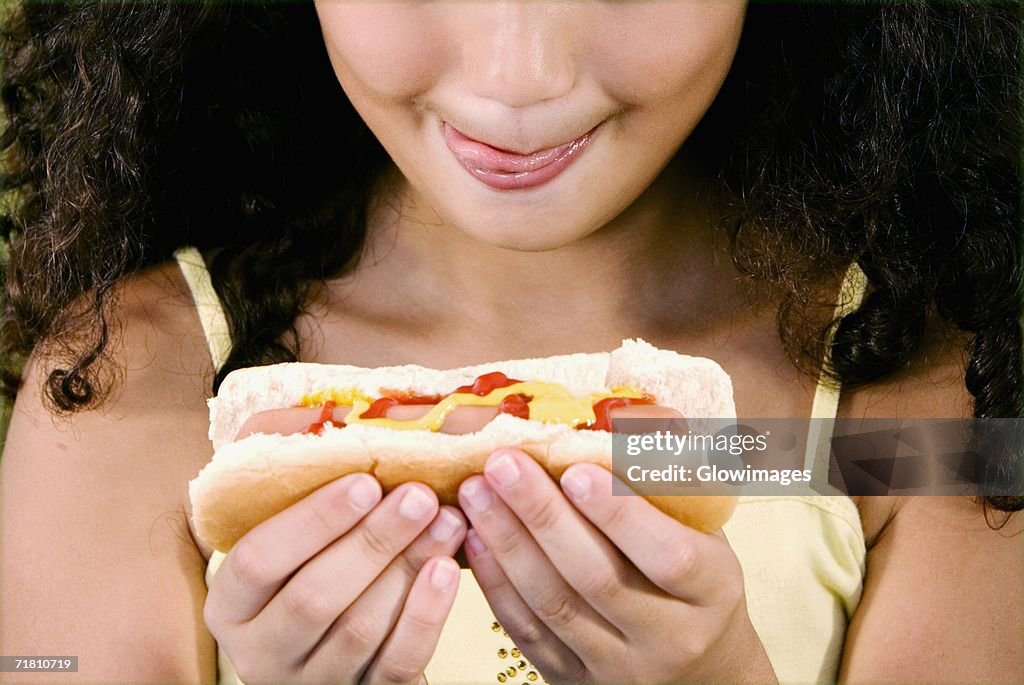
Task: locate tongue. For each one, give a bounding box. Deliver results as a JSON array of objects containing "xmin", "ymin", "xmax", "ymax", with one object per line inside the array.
[{"xmin": 444, "ymin": 123, "xmax": 573, "ymax": 174}]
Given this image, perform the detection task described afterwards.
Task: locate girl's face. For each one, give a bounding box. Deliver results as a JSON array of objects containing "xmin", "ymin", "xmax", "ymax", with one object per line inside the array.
[{"xmin": 315, "ymin": 1, "xmax": 747, "ymax": 252}]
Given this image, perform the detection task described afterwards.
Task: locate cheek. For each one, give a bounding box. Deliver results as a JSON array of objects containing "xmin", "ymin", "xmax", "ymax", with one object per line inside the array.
[
  {"xmin": 586, "ymin": 2, "xmax": 747, "ymax": 107},
  {"xmin": 314, "ymin": 2, "xmax": 445, "ymax": 101}
]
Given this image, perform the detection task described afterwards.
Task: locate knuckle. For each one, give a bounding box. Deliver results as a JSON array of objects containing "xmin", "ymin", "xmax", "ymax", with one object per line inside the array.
[
  {"xmin": 281, "ymin": 583, "xmax": 335, "ymax": 625},
  {"xmin": 400, "ymin": 605, "xmax": 441, "ymax": 639},
  {"xmin": 652, "ymin": 541, "xmax": 699, "ymax": 590},
  {"xmin": 597, "ymin": 498, "xmax": 632, "ymax": 532},
  {"xmin": 300, "ymin": 493, "xmax": 347, "ymax": 538},
  {"xmin": 674, "ymin": 630, "xmax": 710, "ymax": 662},
  {"xmin": 720, "ymin": 569, "xmax": 746, "ymax": 608},
  {"xmin": 564, "ymin": 662, "xmax": 590, "ymax": 685},
  {"xmin": 373, "ymin": 659, "xmax": 424, "ymax": 684},
  {"xmin": 500, "ymin": 615, "xmax": 547, "ymax": 648},
  {"xmin": 575, "ymin": 567, "xmax": 622, "ymax": 604},
  {"xmin": 392, "ymin": 548, "xmax": 424, "ymax": 580},
  {"xmin": 389, "ymin": 540, "xmax": 425, "ymax": 577},
  {"xmin": 484, "ymin": 566, "xmax": 517, "ymax": 598},
  {"xmin": 229, "ymin": 652, "xmax": 273, "ymax": 685},
  {"xmin": 230, "ymin": 537, "xmax": 278, "ymax": 591},
  {"xmin": 202, "ymin": 597, "xmax": 225, "ymax": 635},
  {"xmin": 534, "ymin": 589, "xmax": 581, "ymax": 629},
  {"xmin": 358, "ymin": 521, "xmax": 398, "ymax": 562},
  {"xmin": 230, "ymin": 658, "xmax": 256, "ymax": 685},
  {"xmin": 523, "ymin": 496, "xmax": 562, "ymax": 534},
  {"xmin": 485, "ymin": 529, "xmax": 525, "ymax": 558},
  {"xmin": 334, "ymin": 611, "xmax": 385, "ymax": 655}
]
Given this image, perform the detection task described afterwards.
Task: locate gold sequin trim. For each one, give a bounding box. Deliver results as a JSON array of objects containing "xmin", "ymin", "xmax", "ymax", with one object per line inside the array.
[{"xmin": 490, "ymin": 620, "xmax": 547, "ymax": 684}]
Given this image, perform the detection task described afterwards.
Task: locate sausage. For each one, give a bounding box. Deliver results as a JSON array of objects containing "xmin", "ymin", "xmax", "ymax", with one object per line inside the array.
[{"xmin": 235, "ymin": 403, "xmax": 684, "ymax": 441}]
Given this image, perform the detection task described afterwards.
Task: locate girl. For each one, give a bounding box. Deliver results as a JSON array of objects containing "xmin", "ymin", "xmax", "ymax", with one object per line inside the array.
[{"xmin": 1, "ymin": 1, "xmax": 1021, "ymax": 684}]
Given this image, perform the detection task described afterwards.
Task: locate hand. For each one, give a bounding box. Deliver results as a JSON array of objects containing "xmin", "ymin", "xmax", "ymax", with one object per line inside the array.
[
  {"xmin": 457, "ymin": 449, "xmax": 776, "ymax": 684},
  {"xmin": 203, "ymin": 474, "xmax": 466, "ymax": 685}
]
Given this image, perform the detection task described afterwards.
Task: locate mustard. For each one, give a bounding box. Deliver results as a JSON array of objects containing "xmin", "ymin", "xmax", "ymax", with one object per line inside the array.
[
  {"xmin": 299, "ymin": 388, "xmax": 374, "ymax": 408},
  {"xmin": 305, "ymin": 381, "xmax": 646, "ymax": 431}
]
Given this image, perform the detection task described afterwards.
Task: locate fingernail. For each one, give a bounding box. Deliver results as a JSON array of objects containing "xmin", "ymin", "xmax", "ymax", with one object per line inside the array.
[
  {"xmin": 430, "ymin": 558, "xmax": 459, "ymax": 590},
  {"xmin": 429, "ymin": 509, "xmax": 463, "ymax": 542},
  {"xmin": 399, "ymin": 487, "xmax": 435, "ymax": 520},
  {"xmin": 486, "ymin": 451, "xmax": 521, "ymax": 489},
  {"xmin": 465, "ymin": 529, "xmax": 487, "ymax": 556},
  {"xmin": 348, "ymin": 475, "xmax": 381, "ymax": 511},
  {"xmin": 461, "ymin": 478, "xmax": 494, "ymax": 513},
  {"xmin": 562, "ymin": 468, "xmax": 592, "ymax": 501}
]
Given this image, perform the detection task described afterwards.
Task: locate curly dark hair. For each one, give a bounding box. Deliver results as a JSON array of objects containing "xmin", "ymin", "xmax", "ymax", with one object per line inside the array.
[{"xmin": 1, "ymin": 1, "xmax": 1021, "ymax": 512}]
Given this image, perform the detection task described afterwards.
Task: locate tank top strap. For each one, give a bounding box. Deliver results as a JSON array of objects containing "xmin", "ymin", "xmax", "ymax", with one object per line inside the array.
[
  {"xmin": 174, "ymin": 246, "xmax": 233, "ymax": 373},
  {"xmin": 804, "ymin": 261, "xmax": 869, "ymax": 470}
]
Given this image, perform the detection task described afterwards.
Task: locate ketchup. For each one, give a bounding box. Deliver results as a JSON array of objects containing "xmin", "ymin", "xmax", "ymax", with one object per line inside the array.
[
  {"xmin": 360, "ymin": 397, "xmax": 399, "ymax": 419},
  {"xmin": 304, "ymin": 401, "xmax": 343, "ymax": 435},
  {"xmin": 498, "ymin": 393, "xmax": 531, "ymax": 420},
  {"xmin": 360, "ymin": 393, "xmax": 446, "ymax": 419},
  {"xmin": 301, "ymin": 374, "xmax": 648, "ymax": 433},
  {"xmin": 579, "ymin": 396, "xmax": 654, "ymax": 432},
  {"xmin": 454, "ymin": 372, "xmax": 523, "ymax": 396},
  {"xmin": 377, "ymin": 391, "xmax": 445, "ymax": 404}
]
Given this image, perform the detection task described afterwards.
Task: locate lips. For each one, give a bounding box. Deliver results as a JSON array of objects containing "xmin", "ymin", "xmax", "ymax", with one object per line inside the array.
[{"xmin": 443, "ymin": 121, "xmax": 596, "ymax": 191}]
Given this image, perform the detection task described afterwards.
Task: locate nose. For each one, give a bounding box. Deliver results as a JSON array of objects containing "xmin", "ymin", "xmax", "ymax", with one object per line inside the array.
[{"xmin": 461, "ymin": 3, "xmax": 576, "ymax": 108}]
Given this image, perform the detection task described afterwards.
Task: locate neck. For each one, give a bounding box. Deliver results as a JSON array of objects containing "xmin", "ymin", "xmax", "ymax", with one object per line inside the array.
[{"xmin": 331, "ymin": 156, "xmax": 759, "ymax": 355}]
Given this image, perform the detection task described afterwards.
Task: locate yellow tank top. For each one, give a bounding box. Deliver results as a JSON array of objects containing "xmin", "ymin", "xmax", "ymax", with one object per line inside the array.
[{"xmin": 176, "ymin": 247, "xmax": 869, "ymax": 685}]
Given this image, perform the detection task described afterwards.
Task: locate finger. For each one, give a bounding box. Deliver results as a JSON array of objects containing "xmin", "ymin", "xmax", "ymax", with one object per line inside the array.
[
  {"xmin": 465, "ymin": 529, "xmax": 588, "ymax": 684},
  {"xmin": 305, "ymin": 506, "xmax": 466, "ymax": 678},
  {"xmin": 459, "ymin": 474, "xmax": 619, "ymax": 660},
  {"xmin": 561, "ymin": 463, "xmax": 740, "ymax": 605},
  {"xmin": 361, "ymin": 557, "xmax": 461, "ymax": 685},
  {"xmin": 480, "ymin": 449, "xmax": 662, "ymax": 628},
  {"xmin": 252, "ymin": 483, "xmax": 439, "ymax": 660},
  {"xmin": 207, "ymin": 473, "xmax": 382, "ymax": 625}
]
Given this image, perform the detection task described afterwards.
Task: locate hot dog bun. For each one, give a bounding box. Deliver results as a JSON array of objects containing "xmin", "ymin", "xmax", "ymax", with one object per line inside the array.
[{"xmin": 190, "ymin": 339, "xmax": 738, "ymax": 552}]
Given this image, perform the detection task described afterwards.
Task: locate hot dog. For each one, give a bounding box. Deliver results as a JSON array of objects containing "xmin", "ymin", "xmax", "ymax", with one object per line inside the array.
[{"xmin": 189, "ymin": 339, "xmax": 738, "ymax": 552}]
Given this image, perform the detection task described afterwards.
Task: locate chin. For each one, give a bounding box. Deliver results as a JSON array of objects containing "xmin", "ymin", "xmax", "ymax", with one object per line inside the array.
[{"xmin": 449, "ymin": 211, "xmax": 596, "ymax": 253}]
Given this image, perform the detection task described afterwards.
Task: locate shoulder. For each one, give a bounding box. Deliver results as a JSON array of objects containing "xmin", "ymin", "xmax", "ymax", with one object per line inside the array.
[
  {"xmin": 5, "ymin": 256, "xmax": 217, "ymax": 546},
  {"xmin": 16, "ymin": 255, "xmax": 214, "ymax": 409},
  {"xmin": 0, "ymin": 258, "xmax": 219, "ymax": 680},
  {"xmin": 835, "ymin": 321, "xmax": 1023, "ymax": 682},
  {"xmin": 44, "ymin": 257, "xmax": 217, "ymax": 433},
  {"xmin": 840, "ymin": 494, "xmax": 1023, "ymax": 681},
  {"xmin": 838, "ymin": 316, "xmax": 977, "ymax": 546},
  {"xmin": 839, "ymin": 314, "xmax": 973, "ymax": 424},
  {"xmin": 114, "ymin": 256, "xmax": 219, "ymax": 387}
]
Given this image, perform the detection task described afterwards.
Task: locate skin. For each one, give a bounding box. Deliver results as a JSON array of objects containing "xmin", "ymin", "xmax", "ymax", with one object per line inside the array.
[
  {"xmin": 315, "ymin": 1, "xmax": 745, "ymax": 253},
  {"xmin": 1, "ymin": 2, "xmax": 1021, "ymax": 684}
]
